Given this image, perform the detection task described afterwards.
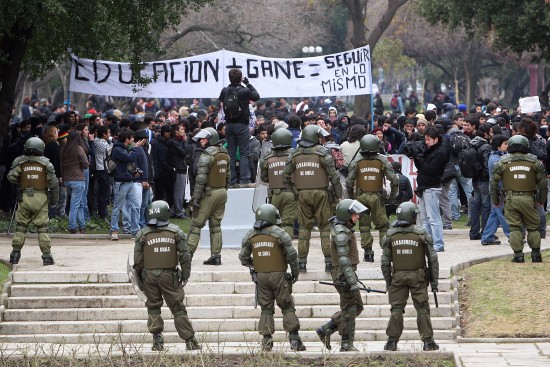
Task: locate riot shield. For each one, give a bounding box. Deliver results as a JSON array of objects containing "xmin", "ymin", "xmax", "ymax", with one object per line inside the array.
[
  {"xmin": 127, "ymin": 255, "xmax": 147, "ymax": 302},
  {"xmin": 252, "ymin": 140, "xmax": 272, "ymax": 212}
]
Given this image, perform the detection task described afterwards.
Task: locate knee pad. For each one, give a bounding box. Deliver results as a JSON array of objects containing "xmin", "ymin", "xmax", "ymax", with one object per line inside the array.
[
  {"xmin": 416, "ymin": 308, "xmax": 430, "ymax": 316},
  {"xmin": 148, "ymin": 308, "xmax": 161, "ymax": 316},
  {"xmin": 210, "ymin": 225, "xmax": 221, "ymax": 234},
  {"xmin": 281, "ymin": 307, "xmax": 296, "ymax": 315},
  {"xmin": 173, "ymin": 310, "xmax": 188, "ymax": 317},
  {"xmin": 36, "ymin": 224, "xmax": 49, "ymax": 233}
]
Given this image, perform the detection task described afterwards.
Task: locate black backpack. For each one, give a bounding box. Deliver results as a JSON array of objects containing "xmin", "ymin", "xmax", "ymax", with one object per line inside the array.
[
  {"xmin": 223, "ymin": 85, "xmax": 242, "ymax": 119},
  {"xmin": 458, "ymin": 145, "xmax": 483, "ymax": 178},
  {"xmin": 449, "ymin": 131, "xmax": 470, "ymax": 156}
]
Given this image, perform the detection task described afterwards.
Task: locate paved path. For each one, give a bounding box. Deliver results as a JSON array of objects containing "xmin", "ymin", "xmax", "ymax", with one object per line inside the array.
[{"xmin": 1, "ymin": 228, "xmax": 550, "ymax": 366}]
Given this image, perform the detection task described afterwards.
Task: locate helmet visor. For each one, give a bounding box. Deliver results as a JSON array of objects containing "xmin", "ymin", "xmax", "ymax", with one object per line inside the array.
[
  {"xmin": 348, "ymin": 200, "xmax": 368, "ymax": 215},
  {"xmin": 192, "ymin": 129, "xmax": 211, "ymax": 141}
]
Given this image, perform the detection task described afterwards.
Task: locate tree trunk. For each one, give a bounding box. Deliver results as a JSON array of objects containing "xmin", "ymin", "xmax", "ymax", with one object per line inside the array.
[{"xmin": 0, "ymin": 26, "xmax": 31, "ymax": 152}]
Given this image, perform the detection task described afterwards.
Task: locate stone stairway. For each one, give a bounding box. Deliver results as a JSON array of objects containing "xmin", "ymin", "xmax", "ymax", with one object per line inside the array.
[{"xmin": 0, "ymin": 269, "xmax": 457, "ymax": 345}]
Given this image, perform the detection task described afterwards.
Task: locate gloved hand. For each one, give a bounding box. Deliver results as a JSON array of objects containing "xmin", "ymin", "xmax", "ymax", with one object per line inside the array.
[
  {"xmin": 431, "ymin": 284, "xmax": 438, "ymax": 293},
  {"xmin": 189, "ymin": 198, "xmax": 200, "ymax": 211},
  {"xmin": 386, "ymin": 281, "xmax": 392, "ymax": 289},
  {"xmin": 242, "ymin": 77, "xmax": 249, "ymax": 85},
  {"xmin": 290, "ymin": 272, "xmax": 298, "ymax": 284},
  {"xmin": 349, "ymin": 282, "xmax": 360, "ymax": 292},
  {"xmin": 182, "ymin": 278, "xmax": 188, "ymax": 287},
  {"xmin": 241, "ymin": 257, "xmax": 252, "ymax": 267}
]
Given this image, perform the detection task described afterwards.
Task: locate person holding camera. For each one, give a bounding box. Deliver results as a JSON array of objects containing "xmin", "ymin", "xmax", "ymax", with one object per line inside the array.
[
  {"xmin": 219, "ymin": 68, "xmax": 260, "ymax": 188},
  {"xmin": 110, "ymin": 129, "xmax": 146, "ymax": 240},
  {"xmin": 405, "ymin": 126, "xmax": 449, "ymax": 252}
]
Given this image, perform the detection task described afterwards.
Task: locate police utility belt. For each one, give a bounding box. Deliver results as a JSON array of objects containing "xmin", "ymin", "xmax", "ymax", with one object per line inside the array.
[
  {"xmin": 22, "ymin": 187, "xmax": 48, "ymax": 197},
  {"xmin": 357, "ymin": 189, "xmax": 383, "ymax": 196},
  {"xmin": 506, "ymin": 190, "xmax": 535, "ymax": 196},
  {"xmin": 270, "ymin": 188, "xmax": 292, "ymax": 195}
]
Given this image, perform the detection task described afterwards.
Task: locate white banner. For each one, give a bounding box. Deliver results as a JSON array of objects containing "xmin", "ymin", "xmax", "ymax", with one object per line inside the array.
[{"xmin": 69, "ymin": 47, "xmax": 372, "ymax": 98}]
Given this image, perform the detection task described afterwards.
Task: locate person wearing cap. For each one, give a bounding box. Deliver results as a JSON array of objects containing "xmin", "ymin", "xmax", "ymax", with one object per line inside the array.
[
  {"xmin": 316, "ymin": 199, "xmax": 368, "ymax": 352},
  {"xmin": 8, "ymin": 137, "xmax": 59, "ymax": 266},
  {"xmin": 490, "ymin": 135, "xmax": 547, "ymax": 263},
  {"xmin": 346, "ymin": 135, "xmax": 398, "ymax": 262},
  {"xmin": 186, "ymin": 128, "xmax": 230, "ymax": 265},
  {"xmin": 239, "ymin": 203, "xmax": 305, "ymax": 352},
  {"xmin": 415, "ymin": 118, "xmax": 428, "ymax": 135},
  {"xmin": 381, "ymin": 202, "xmax": 440, "ymax": 352},
  {"xmin": 283, "ymin": 124, "xmax": 342, "ymax": 273},
  {"xmin": 133, "ymin": 200, "xmax": 200, "ymax": 352}
]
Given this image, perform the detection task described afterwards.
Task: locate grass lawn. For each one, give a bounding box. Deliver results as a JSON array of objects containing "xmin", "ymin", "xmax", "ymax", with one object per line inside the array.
[{"xmin": 459, "ymin": 250, "xmax": 550, "ymax": 338}]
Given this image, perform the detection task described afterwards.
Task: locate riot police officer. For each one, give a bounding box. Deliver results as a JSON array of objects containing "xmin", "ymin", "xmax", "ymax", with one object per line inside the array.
[
  {"xmin": 187, "ymin": 128, "xmax": 230, "ymax": 265},
  {"xmin": 381, "ymin": 202, "xmax": 439, "ymax": 352},
  {"xmin": 239, "ymin": 203, "xmax": 305, "ymax": 352},
  {"xmin": 259, "ymin": 128, "xmax": 296, "ymax": 238},
  {"xmin": 316, "ymin": 199, "xmax": 368, "ymax": 352},
  {"xmin": 8, "ymin": 137, "xmax": 59, "ymax": 265},
  {"xmin": 490, "ymin": 135, "xmax": 547, "ymax": 263},
  {"xmin": 346, "ymin": 134, "xmax": 398, "ymax": 262},
  {"xmin": 283, "ymin": 124, "xmax": 342, "ymax": 272},
  {"xmin": 133, "ymin": 200, "xmax": 200, "ymax": 351}
]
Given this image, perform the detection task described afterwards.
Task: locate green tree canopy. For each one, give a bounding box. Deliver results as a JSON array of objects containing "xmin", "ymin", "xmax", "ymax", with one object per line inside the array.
[
  {"xmin": 0, "ymin": 0, "xmax": 211, "ymax": 150},
  {"xmin": 414, "ymin": 0, "xmax": 550, "ymax": 61}
]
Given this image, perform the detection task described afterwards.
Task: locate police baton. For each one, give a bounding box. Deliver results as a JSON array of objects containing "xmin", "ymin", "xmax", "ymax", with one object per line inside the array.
[
  {"xmin": 432, "ymin": 289, "xmax": 439, "ymax": 308},
  {"xmin": 319, "ymin": 281, "xmax": 386, "ymax": 294}
]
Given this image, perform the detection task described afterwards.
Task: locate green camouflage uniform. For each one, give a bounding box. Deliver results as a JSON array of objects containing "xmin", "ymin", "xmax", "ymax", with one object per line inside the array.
[
  {"xmin": 134, "ymin": 223, "xmax": 195, "ymax": 341},
  {"xmin": 187, "ymin": 145, "xmax": 230, "ymax": 258},
  {"xmin": 381, "ymin": 221, "xmax": 439, "ymax": 343},
  {"xmin": 259, "ymin": 148, "xmax": 296, "ymax": 238},
  {"xmin": 239, "ymin": 224, "xmax": 301, "ymax": 341},
  {"xmin": 8, "ymin": 155, "xmax": 59, "ymax": 257},
  {"xmin": 283, "ymin": 145, "xmax": 342, "ymax": 264},
  {"xmin": 490, "ymin": 152, "xmax": 547, "ymax": 258},
  {"xmin": 346, "ymin": 153, "xmax": 398, "ymax": 258}
]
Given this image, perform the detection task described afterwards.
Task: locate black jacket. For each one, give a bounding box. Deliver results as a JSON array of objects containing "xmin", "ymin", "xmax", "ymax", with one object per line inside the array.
[
  {"xmin": 470, "ymin": 136, "xmax": 491, "ymax": 182},
  {"xmin": 167, "ymin": 138, "xmax": 187, "ymax": 172},
  {"xmin": 414, "ymin": 139, "xmax": 449, "ymax": 191},
  {"xmin": 219, "ymin": 82, "xmax": 260, "ymax": 124}
]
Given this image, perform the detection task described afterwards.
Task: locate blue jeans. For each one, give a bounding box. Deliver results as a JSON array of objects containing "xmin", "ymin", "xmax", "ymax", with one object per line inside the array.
[
  {"xmin": 140, "ymin": 187, "xmax": 152, "ymax": 228},
  {"xmin": 83, "ymin": 168, "xmax": 90, "ymax": 221},
  {"xmin": 418, "ymin": 187, "xmax": 445, "ymax": 251},
  {"xmin": 226, "ymin": 122, "xmax": 250, "ymax": 185},
  {"xmin": 469, "ymin": 180, "xmax": 491, "ymax": 238},
  {"xmin": 450, "ymin": 167, "xmax": 473, "ymax": 220},
  {"xmin": 481, "ymin": 204, "xmax": 510, "ymax": 243},
  {"xmin": 65, "ymin": 180, "xmax": 86, "ymax": 230},
  {"xmin": 111, "ymin": 181, "xmax": 140, "ymax": 234}
]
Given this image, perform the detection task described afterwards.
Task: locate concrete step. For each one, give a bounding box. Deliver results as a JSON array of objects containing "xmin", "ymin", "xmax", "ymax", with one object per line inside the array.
[
  {"xmin": 8, "ymin": 279, "xmax": 452, "ymax": 297},
  {"xmin": 3, "ymin": 304, "xmax": 454, "ymax": 322},
  {"xmin": 0, "ymin": 318, "xmax": 456, "ymax": 336},
  {"xmin": 7, "ymin": 292, "xmax": 451, "ymax": 309},
  {"xmin": 0, "ymin": 329, "xmax": 457, "ymax": 344}
]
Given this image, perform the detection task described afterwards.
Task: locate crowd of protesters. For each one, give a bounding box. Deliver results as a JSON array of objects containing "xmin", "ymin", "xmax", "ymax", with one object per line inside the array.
[{"xmin": 1, "ymin": 91, "xmax": 549, "ymax": 244}]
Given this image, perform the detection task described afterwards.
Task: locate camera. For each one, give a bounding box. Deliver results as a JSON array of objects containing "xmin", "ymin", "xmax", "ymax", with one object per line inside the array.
[{"xmin": 403, "ymin": 140, "xmax": 428, "ymax": 159}]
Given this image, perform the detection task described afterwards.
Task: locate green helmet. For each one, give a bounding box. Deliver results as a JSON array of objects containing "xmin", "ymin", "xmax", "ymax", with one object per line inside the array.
[
  {"xmin": 193, "ymin": 127, "xmax": 220, "ymax": 145},
  {"xmin": 335, "ymin": 199, "xmax": 368, "ymax": 222},
  {"xmin": 147, "ymin": 200, "xmax": 170, "ymax": 226},
  {"xmin": 254, "ymin": 203, "xmax": 281, "ymax": 228},
  {"xmin": 300, "ymin": 125, "xmax": 329, "ymax": 146},
  {"xmin": 23, "ymin": 137, "xmax": 45, "ymax": 156},
  {"xmin": 271, "ymin": 128, "xmax": 292, "ymax": 149},
  {"xmin": 396, "ymin": 202, "xmax": 419, "ymax": 224},
  {"xmin": 507, "ymin": 135, "xmax": 529, "ymax": 154},
  {"xmin": 360, "ymin": 134, "xmax": 379, "ymax": 154}
]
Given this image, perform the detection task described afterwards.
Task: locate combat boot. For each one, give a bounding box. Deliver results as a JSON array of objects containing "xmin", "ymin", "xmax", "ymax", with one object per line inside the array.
[
  {"xmin": 512, "ymin": 251, "xmax": 525, "ymax": 263},
  {"xmin": 42, "ymin": 253, "xmax": 55, "ymax": 266},
  {"xmin": 423, "ymin": 339, "xmax": 439, "ymax": 351},
  {"xmin": 363, "ymin": 250, "xmax": 374, "ymax": 263},
  {"xmin": 289, "ymin": 331, "xmax": 306, "ymax": 351},
  {"xmin": 316, "ymin": 320, "xmax": 337, "ymax": 350},
  {"xmin": 9, "ymin": 251, "xmax": 21, "ymax": 265},
  {"xmin": 324, "ymin": 257, "xmax": 333, "ymax": 272},
  {"xmin": 299, "ymin": 259, "xmax": 307, "ymax": 273},
  {"xmin": 203, "ymin": 256, "xmax": 221, "ymax": 265},
  {"xmin": 261, "ymin": 334, "xmax": 273, "ymax": 351},
  {"xmin": 384, "ymin": 341, "xmax": 397, "ymax": 351},
  {"xmin": 185, "ymin": 337, "xmax": 201, "ymax": 350},
  {"xmin": 152, "ymin": 332, "xmax": 164, "ymax": 351},
  {"xmin": 340, "ymin": 339, "xmax": 359, "ymax": 352},
  {"xmin": 532, "ymin": 249, "xmax": 542, "ymax": 263}
]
